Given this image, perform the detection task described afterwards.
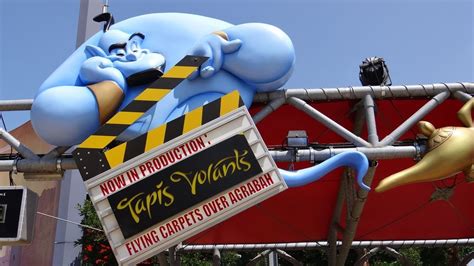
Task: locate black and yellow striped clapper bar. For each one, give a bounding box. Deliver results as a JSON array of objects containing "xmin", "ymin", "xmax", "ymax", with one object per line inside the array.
[
  {"xmin": 103, "ymin": 90, "xmax": 244, "ymax": 169},
  {"xmin": 73, "ymin": 55, "xmax": 244, "ymax": 181}
]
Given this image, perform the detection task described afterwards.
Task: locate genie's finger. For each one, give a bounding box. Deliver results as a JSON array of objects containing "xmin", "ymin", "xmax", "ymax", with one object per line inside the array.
[
  {"xmin": 188, "ymin": 69, "xmax": 200, "ymax": 80},
  {"xmin": 188, "ymin": 45, "xmax": 212, "ymax": 80},
  {"xmin": 200, "ymin": 66, "xmax": 215, "ymax": 79},
  {"xmin": 99, "ymin": 60, "xmax": 113, "ymax": 68},
  {"xmin": 222, "ymin": 39, "xmax": 242, "ymax": 54}
]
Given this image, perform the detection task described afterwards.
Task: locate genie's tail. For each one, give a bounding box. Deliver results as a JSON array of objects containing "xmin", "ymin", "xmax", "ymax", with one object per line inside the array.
[{"xmin": 279, "ymin": 151, "xmax": 370, "ymax": 190}]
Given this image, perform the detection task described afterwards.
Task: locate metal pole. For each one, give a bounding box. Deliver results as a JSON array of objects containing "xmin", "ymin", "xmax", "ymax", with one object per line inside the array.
[
  {"xmin": 328, "ymin": 173, "xmax": 346, "ymax": 266},
  {"xmin": 0, "ymin": 99, "xmax": 33, "ymax": 111},
  {"xmin": 269, "ymin": 249, "xmax": 279, "ymax": 266},
  {"xmin": 179, "ymin": 238, "xmax": 474, "ymax": 252},
  {"xmin": 0, "ymin": 144, "xmax": 423, "ymax": 173},
  {"xmin": 247, "ymin": 249, "xmax": 271, "ymax": 266},
  {"xmin": 355, "ymin": 247, "xmax": 381, "ymax": 266},
  {"xmin": 252, "ymin": 97, "xmax": 286, "ymax": 124},
  {"xmin": 169, "ymin": 245, "xmax": 178, "ymax": 266},
  {"xmin": 275, "ymin": 249, "xmax": 302, "ymax": 266},
  {"xmin": 0, "ymin": 128, "xmax": 39, "ymax": 159},
  {"xmin": 43, "ymin": 146, "xmax": 70, "ymax": 159},
  {"xmin": 328, "ymin": 105, "xmax": 365, "ymax": 266},
  {"xmin": 336, "ymin": 165, "xmax": 377, "ymax": 266},
  {"xmin": 270, "ymin": 145, "xmax": 425, "ymax": 162},
  {"xmin": 287, "ymin": 97, "xmax": 372, "ymax": 147},
  {"xmin": 0, "ymin": 158, "xmax": 77, "ymax": 172},
  {"xmin": 355, "ymin": 247, "xmax": 412, "ymax": 266},
  {"xmin": 354, "ymin": 247, "xmax": 380, "ymax": 266},
  {"xmin": 378, "ymin": 91, "xmax": 450, "ymax": 146},
  {"xmin": 212, "ymin": 248, "xmax": 221, "ymax": 266},
  {"xmin": 254, "ymin": 82, "xmax": 473, "ymax": 102},
  {"xmin": 454, "ymin": 90, "xmax": 473, "ymax": 102},
  {"xmin": 364, "ymin": 95, "xmax": 378, "ymax": 145},
  {"xmin": 383, "ymin": 246, "xmax": 413, "ymax": 266},
  {"xmin": 0, "ymin": 83, "xmax": 472, "ymax": 112},
  {"xmin": 76, "ymin": 0, "xmax": 101, "ymax": 47}
]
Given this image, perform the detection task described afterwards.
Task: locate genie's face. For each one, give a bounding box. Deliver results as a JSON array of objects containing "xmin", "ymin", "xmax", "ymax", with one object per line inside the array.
[{"xmin": 99, "ymin": 30, "xmax": 166, "ymax": 86}]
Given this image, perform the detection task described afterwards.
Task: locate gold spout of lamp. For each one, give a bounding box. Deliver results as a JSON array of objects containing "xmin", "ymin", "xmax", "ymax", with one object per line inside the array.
[{"xmin": 375, "ymin": 98, "xmax": 474, "ymax": 193}]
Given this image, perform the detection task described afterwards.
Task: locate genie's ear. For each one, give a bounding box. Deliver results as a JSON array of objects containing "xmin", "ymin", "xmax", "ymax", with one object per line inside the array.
[{"xmin": 85, "ymin": 45, "xmax": 107, "ymax": 58}]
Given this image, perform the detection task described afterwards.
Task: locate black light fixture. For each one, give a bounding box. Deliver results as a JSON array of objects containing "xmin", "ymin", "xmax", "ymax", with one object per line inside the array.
[{"xmin": 359, "ymin": 57, "xmax": 392, "ymax": 86}]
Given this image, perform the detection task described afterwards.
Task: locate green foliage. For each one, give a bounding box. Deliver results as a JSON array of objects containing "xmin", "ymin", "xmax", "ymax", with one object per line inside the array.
[
  {"xmin": 181, "ymin": 252, "xmax": 212, "ymax": 266},
  {"xmin": 399, "ymin": 247, "xmax": 422, "ymax": 266},
  {"xmin": 76, "ymin": 198, "xmax": 102, "ymax": 230},
  {"xmin": 75, "ymin": 197, "xmax": 118, "ymax": 265},
  {"xmin": 221, "ymin": 252, "xmax": 242, "ymax": 265},
  {"xmin": 283, "ymin": 249, "xmax": 328, "ymax": 265}
]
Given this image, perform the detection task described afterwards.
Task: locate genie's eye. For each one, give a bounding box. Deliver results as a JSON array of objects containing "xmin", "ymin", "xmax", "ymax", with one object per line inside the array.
[
  {"xmin": 111, "ymin": 48, "xmax": 126, "ymax": 57},
  {"xmin": 130, "ymin": 41, "xmax": 140, "ymax": 53}
]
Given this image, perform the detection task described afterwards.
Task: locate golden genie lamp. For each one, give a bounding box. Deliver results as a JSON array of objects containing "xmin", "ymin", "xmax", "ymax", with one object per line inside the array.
[{"xmin": 376, "ymin": 98, "xmax": 474, "ymax": 192}]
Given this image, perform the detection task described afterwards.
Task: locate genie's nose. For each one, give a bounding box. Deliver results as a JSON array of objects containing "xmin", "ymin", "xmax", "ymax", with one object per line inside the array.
[{"xmin": 126, "ymin": 52, "xmax": 138, "ymax": 61}]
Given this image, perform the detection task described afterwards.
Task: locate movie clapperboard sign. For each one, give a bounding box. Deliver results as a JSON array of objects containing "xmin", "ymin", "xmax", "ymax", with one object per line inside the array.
[{"xmin": 73, "ymin": 55, "xmax": 287, "ymax": 265}]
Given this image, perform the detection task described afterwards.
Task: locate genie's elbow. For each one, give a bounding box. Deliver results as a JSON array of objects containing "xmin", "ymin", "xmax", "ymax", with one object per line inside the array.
[
  {"xmin": 31, "ymin": 86, "xmax": 101, "ymax": 146},
  {"xmin": 223, "ymin": 23, "xmax": 295, "ymax": 92}
]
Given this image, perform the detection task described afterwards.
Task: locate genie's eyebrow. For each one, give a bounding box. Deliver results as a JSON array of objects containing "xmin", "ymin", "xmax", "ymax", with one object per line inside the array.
[
  {"xmin": 129, "ymin": 32, "xmax": 145, "ymax": 41},
  {"xmin": 108, "ymin": 43, "xmax": 126, "ymax": 53}
]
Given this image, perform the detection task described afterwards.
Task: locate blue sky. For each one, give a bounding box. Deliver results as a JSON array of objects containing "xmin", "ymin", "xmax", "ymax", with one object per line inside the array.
[{"xmin": 0, "ymin": 0, "xmax": 472, "ymax": 130}]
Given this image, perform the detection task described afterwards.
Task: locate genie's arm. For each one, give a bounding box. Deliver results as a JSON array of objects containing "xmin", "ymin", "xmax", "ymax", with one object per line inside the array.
[
  {"xmin": 222, "ymin": 23, "xmax": 295, "ymax": 91},
  {"xmin": 189, "ymin": 23, "xmax": 295, "ymax": 92},
  {"xmin": 31, "ymin": 85, "xmax": 102, "ymax": 146}
]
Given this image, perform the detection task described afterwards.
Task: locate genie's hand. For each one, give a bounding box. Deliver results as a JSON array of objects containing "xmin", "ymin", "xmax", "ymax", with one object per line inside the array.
[
  {"xmin": 79, "ymin": 56, "xmax": 127, "ymax": 91},
  {"xmin": 188, "ymin": 33, "xmax": 242, "ymax": 80}
]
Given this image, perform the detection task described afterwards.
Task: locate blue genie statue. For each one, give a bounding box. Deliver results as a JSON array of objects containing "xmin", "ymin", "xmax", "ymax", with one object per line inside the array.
[{"xmin": 30, "ymin": 13, "xmax": 369, "ymax": 190}]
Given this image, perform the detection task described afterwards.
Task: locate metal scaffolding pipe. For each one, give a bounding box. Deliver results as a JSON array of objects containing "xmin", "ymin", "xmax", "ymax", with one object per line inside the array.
[
  {"xmin": 270, "ymin": 145, "xmax": 424, "ymax": 162},
  {"xmin": 269, "ymin": 249, "xmax": 279, "ymax": 266},
  {"xmin": 364, "ymin": 95, "xmax": 378, "ymax": 145},
  {"xmin": 43, "ymin": 146, "xmax": 70, "ymax": 159},
  {"xmin": 212, "ymin": 248, "xmax": 221, "ymax": 266},
  {"xmin": 0, "ymin": 145, "xmax": 423, "ymax": 174},
  {"xmin": 0, "ymin": 157, "xmax": 77, "ymax": 172},
  {"xmin": 328, "ymin": 106, "xmax": 365, "ymax": 266},
  {"xmin": 336, "ymin": 165, "xmax": 377, "ymax": 266},
  {"xmin": 0, "ymin": 128, "xmax": 39, "ymax": 159},
  {"xmin": 354, "ymin": 247, "xmax": 381, "ymax": 266},
  {"xmin": 328, "ymin": 171, "xmax": 348, "ymax": 266},
  {"xmin": 252, "ymin": 97, "xmax": 286, "ymax": 124},
  {"xmin": 247, "ymin": 250, "xmax": 271, "ymax": 266},
  {"xmin": 454, "ymin": 90, "xmax": 473, "ymax": 102},
  {"xmin": 287, "ymin": 97, "xmax": 372, "ymax": 147},
  {"xmin": 0, "ymin": 99, "xmax": 33, "ymax": 111},
  {"xmin": 168, "ymin": 245, "xmax": 179, "ymax": 266},
  {"xmin": 254, "ymin": 82, "xmax": 473, "ymax": 102},
  {"xmin": 276, "ymin": 249, "xmax": 302, "ymax": 266},
  {"xmin": 355, "ymin": 247, "xmax": 412, "ymax": 266},
  {"xmin": 0, "ymin": 83, "xmax": 472, "ymax": 113},
  {"xmin": 179, "ymin": 238, "xmax": 474, "ymax": 251},
  {"xmin": 378, "ymin": 91, "xmax": 450, "ymax": 146}
]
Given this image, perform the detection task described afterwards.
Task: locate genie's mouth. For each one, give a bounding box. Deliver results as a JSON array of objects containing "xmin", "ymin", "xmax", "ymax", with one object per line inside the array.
[{"xmin": 126, "ymin": 66, "xmax": 164, "ymax": 87}]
